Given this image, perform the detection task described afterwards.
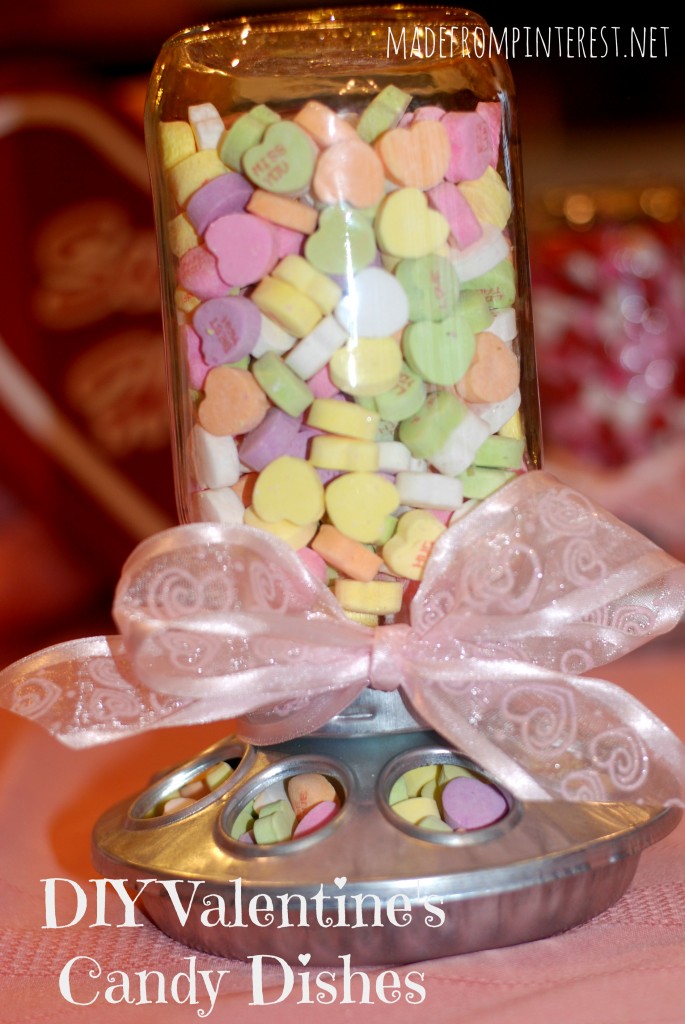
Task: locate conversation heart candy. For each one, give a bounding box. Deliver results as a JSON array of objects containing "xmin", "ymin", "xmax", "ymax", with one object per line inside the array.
[
  {"xmin": 186, "ymin": 172, "xmax": 254, "ymax": 235},
  {"xmin": 178, "ymin": 245, "xmax": 229, "ymax": 300},
  {"xmin": 461, "ymin": 259, "xmax": 516, "ymax": 311},
  {"xmin": 374, "ymin": 363, "xmax": 426, "ymax": 422},
  {"xmin": 251, "ymin": 276, "xmax": 322, "ymax": 337},
  {"xmin": 252, "ymin": 455, "xmax": 324, "ymax": 525},
  {"xmin": 449, "ymin": 223, "xmax": 510, "ymax": 283},
  {"xmin": 307, "ymin": 397, "xmax": 378, "ymax": 439},
  {"xmin": 292, "ymin": 801, "xmax": 339, "ymax": 837},
  {"xmin": 168, "ymin": 150, "xmax": 228, "ymax": 206},
  {"xmin": 293, "ymin": 100, "xmax": 358, "ymax": 147},
  {"xmin": 159, "ymin": 120, "xmax": 195, "ymax": 169},
  {"xmin": 457, "ymin": 167, "xmax": 512, "ymax": 230},
  {"xmin": 356, "ymin": 84, "xmax": 411, "ymax": 143},
  {"xmin": 333, "ymin": 579, "xmax": 404, "ymax": 615},
  {"xmin": 205, "ymin": 212, "xmax": 279, "ymax": 287},
  {"xmin": 192, "ymin": 295, "xmax": 262, "ymax": 365},
  {"xmin": 198, "ymin": 365, "xmax": 270, "ymax": 435},
  {"xmin": 399, "ymin": 390, "xmax": 470, "ymax": 460},
  {"xmin": 403, "ymin": 314, "xmax": 476, "ymax": 386},
  {"xmin": 272, "ymin": 254, "xmax": 342, "ymax": 316},
  {"xmin": 253, "ymin": 799, "xmax": 297, "ymax": 844},
  {"xmin": 473, "ymin": 434, "xmax": 526, "ymax": 469},
  {"xmin": 305, "ymin": 206, "xmax": 376, "ymax": 276},
  {"xmin": 325, "ymin": 471, "xmax": 399, "ymax": 543},
  {"xmin": 457, "ymin": 331, "xmax": 520, "ymax": 403},
  {"xmin": 459, "ymin": 466, "xmax": 515, "ymax": 499},
  {"xmin": 329, "ymin": 336, "xmax": 403, "ymax": 397},
  {"xmin": 243, "ymin": 121, "xmax": 317, "ymax": 195},
  {"xmin": 442, "ymin": 111, "xmax": 493, "ymax": 183},
  {"xmin": 391, "ymin": 796, "xmax": 441, "ymax": 824},
  {"xmin": 219, "ymin": 104, "xmax": 280, "ymax": 170},
  {"xmin": 427, "ymin": 180, "xmax": 483, "ymax": 250},
  {"xmin": 334, "ymin": 266, "xmax": 409, "ymax": 338},
  {"xmin": 287, "ymin": 772, "xmax": 338, "ymax": 818},
  {"xmin": 311, "ymin": 137, "xmax": 386, "ymax": 209},
  {"xmin": 251, "ymin": 351, "xmax": 314, "ymax": 417},
  {"xmin": 243, "ymin": 506, "xmax": 317, "ymax": 549},
  {"xmin": 476, "ymin": 101, "xmax": 502, "ymax": 165},
  {"xmin": 375, "ymin": 120, "xmax": 450, "ymax": 190},
  {"xmin": 311, "ymin": 523, "xmax": 383, "ymax": 582},
  {"xmin": 395, "ymin": 470, "xmax": 463, "ymax": 510},
  {"xmin": 375, "ymin": 188, "xmax": 449, "ymax": 259},
  {"xmin": 246, "ymin": 188, "xmax": 318, "ymax": 235},
  {"xmin": 238, "ymin": 407, "xmax": 302, "ymax": 471},
  {"xmin": 395, "ymin": 253, "xmax": 460, "ymax": 322},
  {"xmin": 441, "ymin": 775, "xmax": 508, "ymax": 830},
  {"xmin": 382, "ymin": 509, "xmax": 446, "ymax": 580}
]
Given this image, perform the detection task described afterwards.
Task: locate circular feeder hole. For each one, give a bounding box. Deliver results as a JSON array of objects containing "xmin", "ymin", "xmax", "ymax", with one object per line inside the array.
[
  {"xmin": 222, "ymin": 757, "xmax": 349, "ymax": 852},
  {"xmin": 378, "ymin": 747, "xmax": 516, "ymax": 844},
  {"xmin": 129, "ymin": 741, "xmax": 250, "ymax": 826}
]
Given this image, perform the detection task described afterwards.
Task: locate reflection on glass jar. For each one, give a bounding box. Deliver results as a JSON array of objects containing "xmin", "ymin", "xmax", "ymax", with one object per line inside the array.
[{"xmin": 146, "ymin": 6, "xmax": 541, "ymax": 623}]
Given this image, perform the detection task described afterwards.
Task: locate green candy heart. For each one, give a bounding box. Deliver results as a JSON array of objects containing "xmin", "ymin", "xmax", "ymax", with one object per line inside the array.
[
  {"xmin": 243, "ymin": 121, "xmax": 316, "ymax": 195},
  {"xmin": 403, "ymin": 314, "xmax": 476, "ymax": 386},
  {"xmin": 461, "ymin": 259, "xmax": 516, "ymax": 311},
  {"xmin": 395, "ymin": 254, "xmax": 460, "ymax": 322},
  {"xmin": 474, "ymin": 434, "xmax": 526, "ymax": 469},
  {"xmin": 374, "ymin": 362, "xmax": 426, "ymax": 422},
  {"xmin": 219, "ymin": 105, "xmax": 280, "ymax": 171},
  {"xmin": 456, "ymin": 290, "xmax": 493, "ymax": 333},
  {"xmin": 399, "ymin": 391, "xmax": 468, "ymax": 460},
  {"xmin": 305, "ymin": 206, "xmax": 376, "ymax": 276},
  {"xmin": 357, "ymin": 84, "xmax": 411, "ymax": 143}
]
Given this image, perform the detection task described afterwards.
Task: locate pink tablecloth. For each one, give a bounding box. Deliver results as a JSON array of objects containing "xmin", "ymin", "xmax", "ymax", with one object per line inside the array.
[{"xmin": 1, "ymin": 639, "xmax": 684, "ymax": 1024}]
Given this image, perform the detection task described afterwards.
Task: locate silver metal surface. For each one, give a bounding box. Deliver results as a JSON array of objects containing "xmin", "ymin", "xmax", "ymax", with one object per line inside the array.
[{"xmin": 92, "ymin": 694, "xmax": 680, "ymax": 965}]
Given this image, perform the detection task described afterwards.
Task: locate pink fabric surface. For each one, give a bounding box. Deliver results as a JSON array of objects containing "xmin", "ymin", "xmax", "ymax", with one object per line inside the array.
[{"xmin": 1, "ymin": 639, "xmax": 684, "ymax": 1024}]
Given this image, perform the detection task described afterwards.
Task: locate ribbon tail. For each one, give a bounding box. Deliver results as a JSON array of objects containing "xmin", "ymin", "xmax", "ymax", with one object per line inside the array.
[{"xmin": 402, "ymin": 659, "xmax": 685, "ymax": 808}]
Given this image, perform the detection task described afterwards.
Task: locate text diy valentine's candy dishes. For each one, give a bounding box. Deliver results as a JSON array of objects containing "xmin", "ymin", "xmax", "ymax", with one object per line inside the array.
[{"xmin": 43, "ymin": 876, "xmax": 441, "ymax": 1011}]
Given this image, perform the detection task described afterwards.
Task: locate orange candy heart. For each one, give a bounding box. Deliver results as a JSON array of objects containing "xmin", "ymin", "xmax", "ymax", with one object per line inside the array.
[
  {"xmin": 376, "ymin": 120, "xmax": 450, "ymax": 191},
  {"xmin": 312, "ymin": 137, "xmax": 385, "ymax": 209},
  {"xmin": 198, "ymin": 365, "xmax": 270, "ymax": 436},
  {"xmin": 457, "ymin": 332, "xmax": 520, "ymax": 404}
]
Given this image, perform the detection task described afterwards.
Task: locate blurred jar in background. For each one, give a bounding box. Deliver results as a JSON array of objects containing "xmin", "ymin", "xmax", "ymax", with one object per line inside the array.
[{"xmin": 530, "ymin": 184, "xmax": 685, "ymax": 559}]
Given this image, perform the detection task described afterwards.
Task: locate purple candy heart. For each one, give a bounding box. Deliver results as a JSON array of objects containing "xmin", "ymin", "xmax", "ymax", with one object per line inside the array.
[
  {"xmin": 239, "ymin": 408, "xmax": 302, "ymax": 471},
  {"xmin": 193, "ymin": 295, "xmax": 261, "ymax": 366},
  {"xmin": 186, "ymin": 173, "xmax": 254, "ymax": 236},
  {"xmin": 441, "ymin": 776, "xmax": 508, "ymax": 831}
]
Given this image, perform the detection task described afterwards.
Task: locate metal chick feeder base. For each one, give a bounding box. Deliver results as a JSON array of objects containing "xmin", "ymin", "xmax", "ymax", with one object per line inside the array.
[{"xmin": 92, "ymin": 690, "xmax": 680, "ymax": 966}]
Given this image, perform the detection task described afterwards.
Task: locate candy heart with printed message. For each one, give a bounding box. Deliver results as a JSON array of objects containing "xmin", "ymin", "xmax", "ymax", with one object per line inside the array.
[
  {"xmin": 243, "ymin": 121, "xmax": 317, "ymax": 196},
  {"xmin": 382, "ymin": 509, "xmax": 446, "ymax": 581}
]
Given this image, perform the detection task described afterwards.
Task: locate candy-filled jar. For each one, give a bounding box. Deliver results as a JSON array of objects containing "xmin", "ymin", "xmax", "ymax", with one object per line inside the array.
[{"xmin": 146, "ymin": 5, "xmax": 542, "ymax": 623}]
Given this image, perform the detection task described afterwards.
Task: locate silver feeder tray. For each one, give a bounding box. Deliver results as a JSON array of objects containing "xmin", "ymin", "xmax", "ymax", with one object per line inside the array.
[{"xmin": 92, "ymin": 691, "xmax": 681, "ymax": 965}]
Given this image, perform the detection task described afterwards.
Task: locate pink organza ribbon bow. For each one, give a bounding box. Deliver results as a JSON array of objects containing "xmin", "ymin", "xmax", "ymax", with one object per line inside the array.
[{"xmin": 2, "ymin": 472, "xmax": 685, "ymax": 806}]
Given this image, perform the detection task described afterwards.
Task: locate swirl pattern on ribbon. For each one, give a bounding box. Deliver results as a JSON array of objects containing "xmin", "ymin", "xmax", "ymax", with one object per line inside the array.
[{"xmin": 1, "ymin": 472, "xmax": 684, "ymax": 803}]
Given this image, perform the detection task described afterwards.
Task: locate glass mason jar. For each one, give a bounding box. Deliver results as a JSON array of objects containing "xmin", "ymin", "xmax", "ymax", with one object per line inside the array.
[{"xmin": 145, "ymin": 5, "xmax": 541, "ymax": 624}]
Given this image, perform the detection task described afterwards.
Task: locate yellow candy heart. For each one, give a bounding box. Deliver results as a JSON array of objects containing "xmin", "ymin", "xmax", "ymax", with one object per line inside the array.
[
  {"xmin": 325, "ymin": 472, "xmax": 399, "ymax": 543},
  {"xmin": 457, "ymin": 167, "xmax": 512, "ymax": 231},
  {"xmin": 382, "ymin": 509, "xmax": 446, "ymax": 580},
  {"xmin": 252, "ymin": 456, "xmax": 324, "ymax": 525},
  {"xmin": 375, "ymin": 188, "xmax": 449, "ymax": 259}
]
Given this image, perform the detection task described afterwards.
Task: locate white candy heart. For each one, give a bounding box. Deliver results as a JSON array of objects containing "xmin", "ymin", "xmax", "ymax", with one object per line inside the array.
[{"xmin": 335, "ymin": 267, "xmax": 409, "ymax": 338}]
